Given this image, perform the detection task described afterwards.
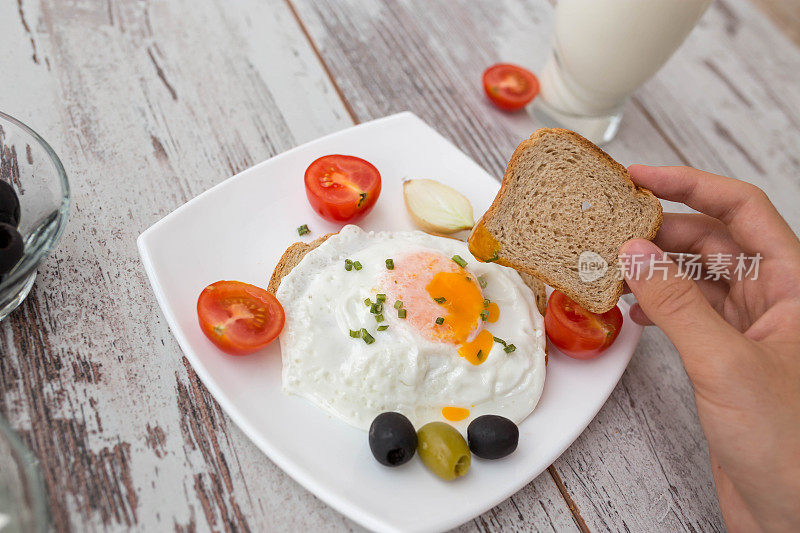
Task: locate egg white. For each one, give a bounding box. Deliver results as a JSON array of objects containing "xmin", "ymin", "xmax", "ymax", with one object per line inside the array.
[{"xmin": 276, "ymin": 225, "xmax": 546, "ymax": 430}]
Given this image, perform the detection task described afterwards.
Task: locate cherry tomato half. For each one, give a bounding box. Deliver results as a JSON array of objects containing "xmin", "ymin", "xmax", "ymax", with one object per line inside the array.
[
  {"xmin": 482, "ymin": 64, "xmax": 540, "ymax": 111},
  {"xmin": 304, "ymin": 154, "xmax": 381, "ymax": 223},
  {"xmin": 197, "ymin": 280, "xmax": 285, "ymax": 356},
  {"xmin": 544, "ymin": 290, "xmax": 622, "ymax": 359}
]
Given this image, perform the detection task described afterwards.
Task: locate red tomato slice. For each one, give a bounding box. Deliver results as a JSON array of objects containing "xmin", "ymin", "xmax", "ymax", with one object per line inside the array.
[
  {"xmin": 304, "ymin": 155, "xmax": 381, "ymax": 223},
  {"xmin": 482, "ymin": 64, "xmax": 540, "ymax": 111},
  {"xmin": 544, "ymin": 290, "xmax": 622, "ymax": 359},
  {"xmin": 197, "ymin": 281, "xmax": 285, "ymax": 356}
]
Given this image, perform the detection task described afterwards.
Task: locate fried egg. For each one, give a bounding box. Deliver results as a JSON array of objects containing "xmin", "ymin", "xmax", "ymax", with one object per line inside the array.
[{"xmin": 276, "ymin": 225, "xmax": 546, "ymax": 430}]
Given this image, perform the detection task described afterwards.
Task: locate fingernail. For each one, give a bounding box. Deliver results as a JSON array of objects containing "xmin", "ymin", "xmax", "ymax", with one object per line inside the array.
[{"xmin": 619, "ymin": 239, "xmax": 663, "ymax": 280}]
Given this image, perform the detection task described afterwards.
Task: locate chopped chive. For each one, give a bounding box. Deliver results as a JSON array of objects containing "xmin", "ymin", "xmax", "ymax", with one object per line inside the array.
[
  {"xmin": 476, "ymin": 350, "xmax": 484, "ymax": 361},
  {"xmin": 478, "ymin": 275, "xmax": 487, "ymax": 289},
  {"xmin": 385, "ymin": 258, "xmax": 394, "ymax": 270},
  {"xmin": 480, "ymin": 309, "xmax": 489, "ymax": 321},
  {"xmin": 377, "ymin": 325, "xmax": 389, "ymax": 331},
  {"xmin": 452, "ymin": 255, "xmax": 467, "ymax": 268},
  {"xmin": 357, "ymin": 192, "xmax": 368, "ymax": 207},
  {"xmin": 364, "ymin": 298, "xmax": 372, "ymax": 307},
  {"xmin": 345, "ymin": 259, "xmax": 353, "ymax": 271},
  {"xmin": 394, "ymin": 300, "xmax": 404, "ymax": 309},
  {"xmin": 376, "ymin": 293, "xmax": 386, "ymax": 303},
  {"xmin": 362, "ymin": 329, "xmax": 375, "ymax": 344},
  {"xmin": 350, "ymin": 329, "xmax": 362, "ymax": 338},
  {"xmin": 433, "ymin": 297, "xmax": 446, "ymax": 304},
  {"xmin": 493, "ymin": 336, "xmax": 508, "ymax": 346},
  {"xmin": 398, "ymin": 309, "xmax": 407, "ymax": 319},
  {"xmin": 483, "ymin": 298, "xmax": 490, "ymax": 308},
  {"xmin": 297, "ymin": 224, "xmax": 310, "ymax": 236},
  {"xmin": 375, "ymin": 314, "xmax": 385, "ymax": 323},
  {"xmin": 370, "ymin": 302, "xmax": 383, "ymax": 314},
  {"xmin": 435, "ymin": 317, "xmax": 444, "ymax": 325},
  {"xmin": 504, "ymin": 344, "xmax": 516, "ymax": 353},
  {"xmin": 353, "ymin": 261, "xmax": 363, "ymax": 271},
  {"xmin": 485, "ymin": 251, "xmax": 499, "ymax": 263}
]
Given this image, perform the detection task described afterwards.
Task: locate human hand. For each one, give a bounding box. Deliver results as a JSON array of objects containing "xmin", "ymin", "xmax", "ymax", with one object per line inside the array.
[{"xmin": 619, "ymin": 165, "xmax": 800, "ymax": 532}]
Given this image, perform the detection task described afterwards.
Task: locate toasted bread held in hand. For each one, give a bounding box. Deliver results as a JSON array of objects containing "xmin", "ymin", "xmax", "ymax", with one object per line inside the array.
[{"xmin": 468, "ymin": 128, "xmax": 662, "ymax": 314}]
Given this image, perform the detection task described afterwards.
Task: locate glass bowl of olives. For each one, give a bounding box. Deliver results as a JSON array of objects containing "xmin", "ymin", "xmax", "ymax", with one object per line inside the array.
[{"xmin": 0, "ymin": 111, "xmax": 70, "ymax": 320}]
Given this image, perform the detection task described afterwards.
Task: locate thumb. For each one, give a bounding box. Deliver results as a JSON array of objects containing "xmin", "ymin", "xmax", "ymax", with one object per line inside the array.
[{"xmin": 619, "ymin": 239, "xmax": 734, "ymax": 357}]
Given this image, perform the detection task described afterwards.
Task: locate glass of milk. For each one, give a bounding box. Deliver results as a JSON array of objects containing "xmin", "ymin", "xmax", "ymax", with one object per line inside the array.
[{"xmin": 531, "ymin": 0, "xmax": 712, "ymax": 144}]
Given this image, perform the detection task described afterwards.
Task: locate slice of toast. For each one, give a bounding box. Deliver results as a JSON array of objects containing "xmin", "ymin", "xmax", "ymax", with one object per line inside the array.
[{"xmin": 468, "ymin": 128, "xmax": 662, "ymax": 313}]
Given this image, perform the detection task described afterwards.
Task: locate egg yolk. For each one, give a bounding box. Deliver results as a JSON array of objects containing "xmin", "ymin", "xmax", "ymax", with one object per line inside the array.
[
  {"xmin": 442, "ymin": 406, "xmax": 470, "ymax": 422},
  {"xmin": 382, "ymin": 251, "xmax": 500, "ymax": 365}
]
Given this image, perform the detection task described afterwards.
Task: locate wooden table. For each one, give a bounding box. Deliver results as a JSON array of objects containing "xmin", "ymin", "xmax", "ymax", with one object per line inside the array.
[{"xmin": 2, "ymin": 0, "xmax": 799, "ymax": 531}]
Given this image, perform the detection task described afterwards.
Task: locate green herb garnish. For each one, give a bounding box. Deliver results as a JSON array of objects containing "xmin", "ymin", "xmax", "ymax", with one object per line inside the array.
[
  {"xmin": 357, "ymin": 192, "xmax": 368, "ymax": 207},
  {"xmin": 478, "ymin": 275, "xmax": 487, "ymax": 289},
  {"xmin": 297, "ymin": 224, "xmax": 310, "ymax": 236},
  {"xmin": 398, "ymin": 309, "xmax": 407, "ymax": 319},
  {"xmin": 451, "ymin": 255, "xmax": 467, "ymax": 268},
  {"xmin": 376, "ymin": 293, "xmax": 386, "ymax": 303},
  {"xmin": 433, "ymin": 297, "xmax": 446, "ymax": 304},
  {"xmin": 362, "ymin": 329, "xmax": 375, "ymax": 345},
  {"xmin": 385, "ymin": 258, "xmax": 394, "ymax": 270},
  {"xmin": 476, "ymin": 350, "xmax": 484, "ymax": 361},
  {"xmin": 483, "ymin": 298, "xmax": 490, "ymax": 308},
  {"xmin": 375, "ymin": 314, "xmax": 385, "ymax": 323},
  {"xmin": 435, "ymin": 317, "xmax": 444, "ymax": 325},
  {"xmin": 480, "ymin": 309, "xmax": 489, "ymax": 321},
  {"xmin": 504, "ymin": 344, "xmax": 516, "ymax": 353},
  {"xmin": 364, "ymin": 298, "xmax": 372, "ymax": 307},
  {"xmin": 485, "ymin": 251, "xmax": 499, "ymax": 263},
  {"xmin": 350, "ymin": 329, "xmax": 361, "ymax": 338},
  {"xmin": 394, "ymin": 300, "xmax": 404, "ymax": 309},
  {"xmin": 345, "ymin": 259, "xmax": 353, "ymax": 271},
  {"xmin": 353, "ymin": 261, "xmax": 362, "ymax": 271},
  {"xmin": 370, "ymin": 302, "xmax": 383, "ymax": 314},
  {"xmin": 377, "ymin": 325, "xmax": 389, "ymax": 331},
  {"xmin": 493, "ymin": 336, "xmax": 507, "ymax": 346}
]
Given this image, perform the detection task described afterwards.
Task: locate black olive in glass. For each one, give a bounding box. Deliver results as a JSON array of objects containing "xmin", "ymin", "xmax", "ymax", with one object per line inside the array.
[
  {"xmin": 0, "ymin": 181, "xmax": 20, "ymax": 227},
  {"xmin": 369, "ymin": 412, "xmax": 417, "ymax": 467},
  {"xmin": 0, "ymin": 223, "xmax": 23, "ymax": 275},
  {"xmin": 467, "ymin": 415, "xmax": 519, "ymax": 459}
]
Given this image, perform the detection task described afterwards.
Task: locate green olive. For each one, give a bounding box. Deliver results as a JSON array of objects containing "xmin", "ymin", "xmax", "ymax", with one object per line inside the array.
[{"xmin": 417, "ymin": 422, "xmax": 471, "ymax": 480}]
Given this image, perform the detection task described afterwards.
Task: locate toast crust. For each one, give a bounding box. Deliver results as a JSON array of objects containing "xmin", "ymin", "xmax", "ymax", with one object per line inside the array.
[
  {"xmin": 267, "ymin": 233, "xmax": 335, "ymax": 294},
  {"xmin": 468, "ymin": 128, "xmax": 662, "ymax": 313}
]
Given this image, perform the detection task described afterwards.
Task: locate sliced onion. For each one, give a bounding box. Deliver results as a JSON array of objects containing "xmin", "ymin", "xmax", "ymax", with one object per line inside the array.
[{"xmin": 403, "ymin": 179, "xmax": 474, "ymax": 234}]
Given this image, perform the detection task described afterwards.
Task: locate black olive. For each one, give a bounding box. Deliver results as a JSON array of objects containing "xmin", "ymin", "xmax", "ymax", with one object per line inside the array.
[
  {"xmin": 368, "ymin": 412, "xmax": 417, "ymax": 467},
  {"xmin": 0, "ymin": 181, "xmax": 20, "ymax": 227},
  {"xmin": 0, "ymin": 223, "xmax": 24, "ymax": 275},
  {"xmin": 467, "ymin": 415, "xmax": 519, "ymax": 459}
]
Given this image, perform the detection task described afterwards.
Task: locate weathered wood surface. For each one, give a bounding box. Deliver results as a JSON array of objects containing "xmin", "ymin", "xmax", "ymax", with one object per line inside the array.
[{"xmin": 1, "ymin": 0, "xmax": 798, "ymax": 531}]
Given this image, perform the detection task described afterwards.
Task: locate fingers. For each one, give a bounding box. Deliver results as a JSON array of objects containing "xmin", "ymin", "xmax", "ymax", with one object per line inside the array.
[
  {"xmin": 628, "ymin": 165, "xmax": 800, "ymax": 258},
  {"xmin": 654, "ymin": 213, "xmax": 743, "ymax": 259},
  {"xmin": 619, "ymin": 238, "xmax": 741, "ymax": 362},
  {"xmin": 627, "ymin": 278, "xmax": 730, "ymax": 326}
]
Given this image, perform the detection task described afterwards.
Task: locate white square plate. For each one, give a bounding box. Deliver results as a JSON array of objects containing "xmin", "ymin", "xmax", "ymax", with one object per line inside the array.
[{"xmin": 138, "ymin": 112, "xmax": 642, "ymax": 533}]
